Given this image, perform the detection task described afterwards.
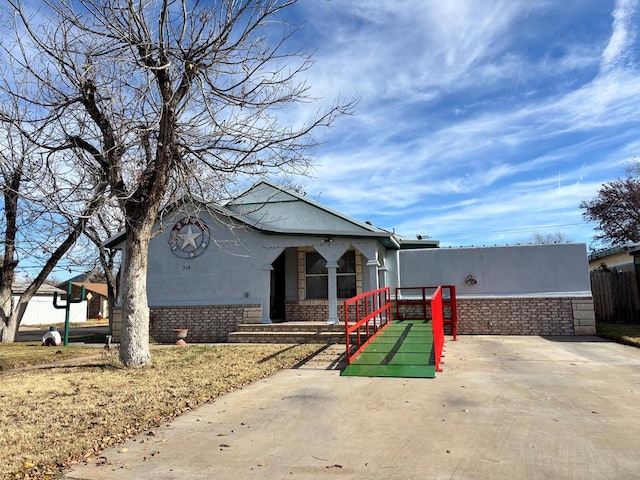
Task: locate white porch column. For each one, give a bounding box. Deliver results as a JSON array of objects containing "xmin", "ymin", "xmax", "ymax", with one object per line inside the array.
[
  {"xmin": 261, "ymin": 264, "xmax": 273, "ymax": 324},
  {"xmin": 366, "ymin": 259, "xmax": 380, "ymax": 315},
  {"xmin": 326, "ymin": 261, "xmax": 339, "ymax": 324},
  {"xmin": 366, "ymin": 259, "xmax": 380, "ymax": 291},
  {"xmin": 378, "ymin": 265, "xmax": 388, "ymax": 289}
]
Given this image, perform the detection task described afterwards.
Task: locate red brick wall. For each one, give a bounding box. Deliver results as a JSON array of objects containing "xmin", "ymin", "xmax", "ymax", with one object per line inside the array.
[
  {"xmin": 455, "ymin": 297, "xmax": 594, "ymax": 335},
  {"xmin": 390, "ymin": 296, "xmax": 595, "ymax": 336},
  {"xmin": 285, "ymin": 301, "xmax": 350, "ymax": 322},
  {"xmin": 112, "ymin": 296, "xmax": 595, "ymax": 343},
  {"xmin": 148, "ymin": 304, "xmax": 260, "ymax": 343}
]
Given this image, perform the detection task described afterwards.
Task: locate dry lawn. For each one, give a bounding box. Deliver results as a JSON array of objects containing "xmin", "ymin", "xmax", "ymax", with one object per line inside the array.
[
  {"xmin": 0, "ymin": 343, "xmax": 324, "ymax": 479},
  {"xmin": 596, "ymin": 323, "xmax": 640, "ymax": 347},
  {"xmin": 0, "ymin": 344, "xmax": 101, "ymax": 371}
]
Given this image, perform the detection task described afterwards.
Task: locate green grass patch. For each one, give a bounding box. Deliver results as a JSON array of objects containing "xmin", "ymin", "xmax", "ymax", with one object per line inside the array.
[{"xmin": 596, "ymin": 323, "xmax": 640, "ymax": 348}]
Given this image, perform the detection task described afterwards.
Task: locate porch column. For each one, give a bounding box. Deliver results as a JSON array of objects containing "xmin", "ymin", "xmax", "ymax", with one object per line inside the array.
[
  {"xmin": 326, "ymin": 261, "xmax": 339, "ymax": 324},
  {"xmin": 261, "ymin": 264, "xmax": 273, "ymax": 324},
  {"xmin": 366, "ymin": 259, "xmax": 380, "ymax": 291},
  {"xmin": 378, "ymin": 265, "xmax": 388, "ymax": 289},
  {"xmin": 366, "ymin": 259, "xmax": 380, "ymax": 313}
]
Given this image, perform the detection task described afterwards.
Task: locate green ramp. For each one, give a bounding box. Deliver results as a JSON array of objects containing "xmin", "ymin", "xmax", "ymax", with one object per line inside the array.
[{"xmin": 341, "ymin": 320, "xmax": 436, "ymax": 378}]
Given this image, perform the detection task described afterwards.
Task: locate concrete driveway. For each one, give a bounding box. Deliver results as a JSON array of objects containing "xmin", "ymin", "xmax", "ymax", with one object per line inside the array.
[{"xmin": 65, "ymin": 336, "xmax": 640, "ymax": 480}]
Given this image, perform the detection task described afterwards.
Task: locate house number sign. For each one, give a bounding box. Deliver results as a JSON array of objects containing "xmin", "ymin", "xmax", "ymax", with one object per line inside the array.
[{"xmin": 168, "ymin": 216, "xmax": 208, "ymax": 259}]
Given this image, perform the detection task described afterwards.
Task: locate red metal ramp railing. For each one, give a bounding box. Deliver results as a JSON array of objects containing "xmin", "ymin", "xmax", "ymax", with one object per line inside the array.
[
  {"xmin": 394, "ymin": 285, "xmax": 458, "ymax": 372},
  {"xmin": 395, "ymin": 285, "xmax": 457, "ymax": 341},
  {"xmin": 431, "ymin": 287, "xmax": 445, "ymax": 372},
  {"xmin": 441, "ymin": 285, "xmax": 458, "ymax": 341},
  {"xmin": 343, "ymin": 285, "xmax": 457, "ymax": 372},
  {"xmin": 344, "ymin": 287, "xmax": 391, "ymax": 364}
]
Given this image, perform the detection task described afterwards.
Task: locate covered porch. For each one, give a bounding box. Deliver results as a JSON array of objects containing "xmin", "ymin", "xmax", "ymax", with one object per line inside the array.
[{"xmin": 260, "ymin": 240, "xmax": 390, "ymax": 325}]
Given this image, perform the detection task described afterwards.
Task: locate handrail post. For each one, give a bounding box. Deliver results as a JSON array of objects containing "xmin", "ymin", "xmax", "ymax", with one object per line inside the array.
[
  {"xmin": 431, "ymin": 286, "xmax": 445, "ymax": 372},
  {"xmin": 344, "ymin": 300, "xmax": 351, "ymax": 364},
  {"xmin": 343, "ymin": 287, "xmax": 392, "ymax": 365}
]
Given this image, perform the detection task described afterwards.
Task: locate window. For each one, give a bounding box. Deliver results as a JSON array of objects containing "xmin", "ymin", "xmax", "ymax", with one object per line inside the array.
[
  {"xmin": 305, "ymin": 250, "xmax": 357, "ymax": 299},
  {"xmin": 305, "ymin": 251, "xmax": 328, "ymax": 299}
]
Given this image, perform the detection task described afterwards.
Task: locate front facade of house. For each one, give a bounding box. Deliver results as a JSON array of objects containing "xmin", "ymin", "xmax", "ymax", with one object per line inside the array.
[{"xmin": 108, "ymin": 180, "xmax": 595, "ymax": 342}]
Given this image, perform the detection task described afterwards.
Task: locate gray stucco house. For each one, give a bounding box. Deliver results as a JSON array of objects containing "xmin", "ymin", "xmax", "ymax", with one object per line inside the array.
[{"xmin": 108, "ymin": 179, "xmax": 596, "ymax": 342}]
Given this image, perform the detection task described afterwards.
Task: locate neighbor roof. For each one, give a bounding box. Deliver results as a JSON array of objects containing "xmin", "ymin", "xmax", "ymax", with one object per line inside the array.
[
  {"xmin": 588, "ymin": 243, "xmax": 640, "ymax": 262},
  {"xmin": 73, "ymin": 282, "xmax": 108, "ymax": 297},
  {"xmin": 12, "ymin": 283, "xmax": 64, "ymax": 295}
]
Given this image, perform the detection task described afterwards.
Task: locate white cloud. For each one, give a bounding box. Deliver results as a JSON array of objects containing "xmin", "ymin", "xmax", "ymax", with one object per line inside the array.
[
  {"xmin": 297, "ymin": 0, "xmax": 526, "ymax": 103},
  {"xmin": 601, "ymin": 0, "xmax": 639, "ymax": 74}
]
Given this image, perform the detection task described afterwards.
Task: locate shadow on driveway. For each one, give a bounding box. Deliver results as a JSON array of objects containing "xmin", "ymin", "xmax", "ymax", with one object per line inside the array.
[{"xmin": 540, "ymin": 334, "xmax": 610, "ymax": 343}]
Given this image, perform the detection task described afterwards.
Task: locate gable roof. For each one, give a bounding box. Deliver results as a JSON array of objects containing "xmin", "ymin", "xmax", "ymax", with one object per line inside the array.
[
  {"xmin": 104, "ymin": 179, "xmax": 439, "ymax": 250},
  {"xmin": 223, "ymin": 179, "xmax": 410, "ymax": 248},
  {"xmin": 226, "ymin": 179, "xmax": 385, "ymax": 234}
]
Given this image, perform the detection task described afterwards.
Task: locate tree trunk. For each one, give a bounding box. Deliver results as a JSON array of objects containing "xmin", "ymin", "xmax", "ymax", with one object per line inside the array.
[
  {"xmin": 119, "ymin": 221, "xmax": 154, "ymax": 367},
  {"xmin": 0, "ymin": 285, "xmax": 15, "ymax": 342},
  {"xmin": 0, "ymin": 287, "xmax": 28, "ymax": 343}
]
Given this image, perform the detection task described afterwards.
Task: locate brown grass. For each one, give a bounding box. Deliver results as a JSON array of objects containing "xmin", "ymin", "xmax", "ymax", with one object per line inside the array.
[
  {"xmin": 596, "ymin": 323, "xmax": 640, "ymax": 347},
  {"xmin": 19, "ymin": 318, "xmax": 109, "ymax": 329},
  {"xmin": 0, "ymin": 343, "xmax": 101, "ymax": 371},
  {"xmin": 0, "ymin": 343, "xmax": 324, "ymax": 479}
]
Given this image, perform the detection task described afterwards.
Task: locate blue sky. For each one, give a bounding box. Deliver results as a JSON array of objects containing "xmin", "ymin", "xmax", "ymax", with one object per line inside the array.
[
  {"xmin": 10, "ymin": 0, "xmax": 640, "ymax": 280},
  {"xmin": 281, "ymin": 0, "xmax": 640, "ymax": 249}
]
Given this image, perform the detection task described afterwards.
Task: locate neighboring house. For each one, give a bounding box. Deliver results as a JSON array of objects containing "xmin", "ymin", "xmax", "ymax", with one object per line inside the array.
[
  {"xmin": 71, "ymin": 283, "xmax": 108, "ymax": 319},
  {"xmin": 62, "ymin": 271, "xmax": 110, "ymax": 320},
  {"xmin": 13, "ymin": 283, "xmax": 87, "ymax": 326},
  {"xmin": 106, "ymin": 179, "xmax": 595, "ymax": 342},
  {"xmin": 588, "ymin": 245, "xmax": 640, "ymax": 323},
  {"xmin": 588, "ymin": 243, "xmax": 640, "ymax": 272}
]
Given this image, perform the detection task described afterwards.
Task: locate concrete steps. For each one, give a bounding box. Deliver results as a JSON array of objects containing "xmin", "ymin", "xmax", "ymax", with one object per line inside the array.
[{"xmin": 228, "ymin": 322, "xmax": 362, "ymax": 344}]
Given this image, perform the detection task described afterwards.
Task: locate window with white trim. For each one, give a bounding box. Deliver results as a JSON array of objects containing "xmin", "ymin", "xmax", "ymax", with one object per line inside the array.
[{"xmin": 305, "ymin": 250, "xmax": 357, "ymax": 299}]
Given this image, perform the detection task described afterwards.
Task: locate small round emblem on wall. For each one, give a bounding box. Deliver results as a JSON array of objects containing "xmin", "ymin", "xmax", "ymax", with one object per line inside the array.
[{"xmin": 168, "ymin": 216, "xmax": 208, "ymax": 258}]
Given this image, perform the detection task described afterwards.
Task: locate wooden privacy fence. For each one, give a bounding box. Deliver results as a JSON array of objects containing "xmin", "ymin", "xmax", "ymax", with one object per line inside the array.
[{"xmin": 590, "ymin": 271, "xmax": 640, "ymax": 323}]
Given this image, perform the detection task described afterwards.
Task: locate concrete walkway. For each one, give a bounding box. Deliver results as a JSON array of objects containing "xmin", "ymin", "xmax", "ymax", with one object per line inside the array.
[{"xmin": 65, "ymin": 336, "xmax": 640, "ymax": 480}]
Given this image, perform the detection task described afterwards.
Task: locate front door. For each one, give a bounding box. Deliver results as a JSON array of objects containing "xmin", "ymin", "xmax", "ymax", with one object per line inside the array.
[{"xmin": 270, "ymin": 251, "xmax": 286, "ymax": 322}]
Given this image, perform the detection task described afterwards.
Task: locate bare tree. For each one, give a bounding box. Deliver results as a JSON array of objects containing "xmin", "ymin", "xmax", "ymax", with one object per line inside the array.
[
  {"xmin": 4, "ymin": 0, "xmax": 351, "ymax": 366},
  {"xmin": 581, "ymin": 163, "xmax": 640, "ymax": 246},
  {"xmin": 524, "ymin": 232, "xmax": 573, "ymax": 244},
  {"xmin": 0, "ymin": 97, "xmax": 109, "ymax": 342}
]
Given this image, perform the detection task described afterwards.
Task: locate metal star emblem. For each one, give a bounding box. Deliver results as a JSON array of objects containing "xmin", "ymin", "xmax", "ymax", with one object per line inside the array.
[{"xmin": 177, "ymin": 225, "xmax": 202, "ymax": 250}]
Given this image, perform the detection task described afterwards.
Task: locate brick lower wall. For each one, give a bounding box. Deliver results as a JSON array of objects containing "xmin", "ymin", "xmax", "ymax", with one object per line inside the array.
[
  {"xmin": 149, "ymin": 304, "xmax": 261, "ymax": 343},
  {"xmin": 111, "ymin": 304, "xmax": 261, "ymax": 343},
  {"xmin": 109, "ymin": 295, "xmax": 596, "ymax": 342},
  {"xmin": 111, "ymin": 308, "xmax": 122, "ymax": 341},
  {"xmin": 455, "ymin": 296, "xmax": 595, "ymax": 335},
  {"xmin": 285, "ymin": 301, "xmax": 348, "ymax": 322},
  {"xmin": 571, "ymin": 298, "xmax": 598, "ymax": 335}
]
